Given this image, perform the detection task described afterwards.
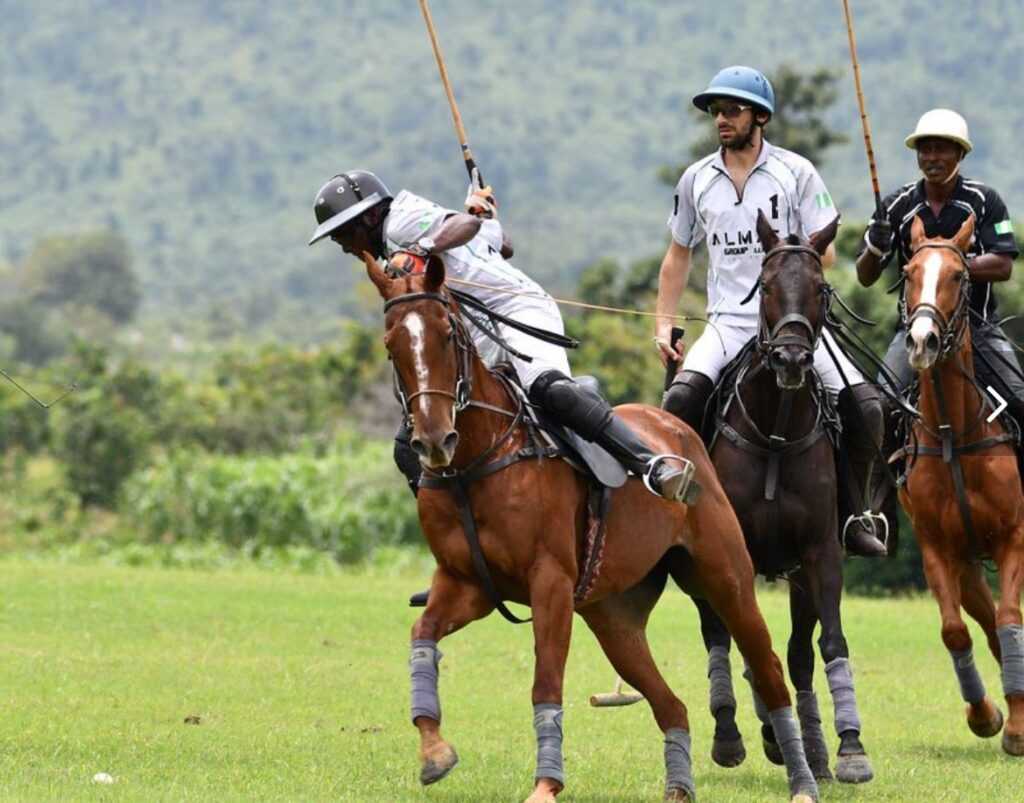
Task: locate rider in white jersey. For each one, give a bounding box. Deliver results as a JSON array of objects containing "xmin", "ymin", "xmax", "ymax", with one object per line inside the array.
[
  {"xmin": 308, "ymin": 170, "xmax": 695, "ymax": 504},
  {"xmin": 655, "ymin": 66, "xmax": 889, "ymax": 557}
]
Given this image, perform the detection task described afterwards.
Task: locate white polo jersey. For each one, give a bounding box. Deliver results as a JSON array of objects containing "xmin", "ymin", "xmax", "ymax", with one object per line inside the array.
[
  {"xmin": 384, "ymin": 189, "xmax": 570, "ymax": 387},
  {"xmin": 668, "ymin": 140, "xmax": 838, "ymax": 322}
]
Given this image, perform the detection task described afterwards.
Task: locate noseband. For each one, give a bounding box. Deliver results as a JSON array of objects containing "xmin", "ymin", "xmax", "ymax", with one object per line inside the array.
[
  {"xmin": 902, "ymin": 242, "xmax": 971, "ymax": 360},
  {"xmin": 743, "ymin": 244, "xmax": 827, "ymax": 358},
  {"xmin": 382, "ymin": 291, "xmax": 473, "ymax": 422}
]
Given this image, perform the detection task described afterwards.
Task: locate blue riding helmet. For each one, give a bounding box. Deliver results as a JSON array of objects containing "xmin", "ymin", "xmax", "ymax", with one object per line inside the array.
[{"xmin": 692, "ymin": 66, "xmax": 775, "ymax": 116}]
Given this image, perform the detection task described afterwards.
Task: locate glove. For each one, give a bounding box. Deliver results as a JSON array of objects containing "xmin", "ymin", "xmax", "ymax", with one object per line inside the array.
[
  {"xmin": 864, "ymin": 218, "xmax": 894, "ymax": 258},
  {"xmin": 464, "ymin": 167, "xmax": 497, "ymax": 218}
]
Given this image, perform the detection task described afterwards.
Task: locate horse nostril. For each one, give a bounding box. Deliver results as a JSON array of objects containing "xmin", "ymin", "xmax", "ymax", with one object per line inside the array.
[
  {"xmin": 410, "ymin": 438, "xmax": 428, "ymax": 458},
  {"xmin": 799, "ymin": 350, "xmax": 813, "ymax": 368},
  {"xmin": 442, "ymin": 431, "xmax": 459, "ymax": 454},
  {"xmin": 926, "ymin": 332, "xmax": 940, "ymax": 354},
  {"xmin": 905, "ymin": 333, "xmax": 915, "ymax": 352}
]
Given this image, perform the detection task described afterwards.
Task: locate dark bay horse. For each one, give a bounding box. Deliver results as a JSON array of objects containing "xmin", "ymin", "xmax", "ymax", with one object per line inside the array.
[
  {"xmin": 899, "ymin": 214, "xmax": 1024, "ymax": 756},
  {"xmin": 689, "ymin": 212, "xmax": 873, "ymax": 784},
  {"xmin": 362, "ymin": 251, "xmax": 820, "ymax": 802}
]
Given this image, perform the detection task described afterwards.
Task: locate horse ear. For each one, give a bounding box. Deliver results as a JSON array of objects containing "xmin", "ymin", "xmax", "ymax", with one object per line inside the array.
[
  {"xmin": 909, "ymin": 216, "xmax": 927, "ymax": 252},
  {"xmin": 952, "ymin": 213, "xmax": 976, "ymax": 254},
  {"xmin": 424, "ymin": 254, "xmax": 446, "ymax": 292},
  {"xmin": 756, "ymin": 209, "xmax": 779, "ymax": 253},
  {"xmin": 362, "ymin": 251, "xmax": 392, "ymax": 298},
  {"xmin": 808, "ymin": 216, "xmax": 840, "ymax": 257}
]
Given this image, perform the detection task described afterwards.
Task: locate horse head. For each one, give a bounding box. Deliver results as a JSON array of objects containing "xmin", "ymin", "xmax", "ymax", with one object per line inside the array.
[
  {"xmin": 753, "ymin": 210, "xmax": 837, "ymax": 390},
  {"xmin": 903, "ymin": 214, "xmax": 975, "ymax": 372},
  {"xmin": 364, "ymin": 250, "xmax": 466, "ymax": 469}
]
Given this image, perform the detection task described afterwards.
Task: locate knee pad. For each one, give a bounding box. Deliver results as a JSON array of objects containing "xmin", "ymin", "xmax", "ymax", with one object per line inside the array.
[
  {"xmin": 393, "ymin": 424, "xmax": 422, "ymax": 496},
  {"xmin": 663, "ymin": 370, "xmax": 714, "ymax": 432},
  {"xmin": 529, "ymin": 369, "xmax": 612, "ymax": 440}
]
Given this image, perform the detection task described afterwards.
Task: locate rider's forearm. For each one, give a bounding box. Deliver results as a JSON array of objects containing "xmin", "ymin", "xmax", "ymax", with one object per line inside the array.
[
  {"xmin": 431, "ymin": 214, "xmax": 483, "ymax": 253},
  {"xmin": 655, "ymin": 245, "xmax": 691, "ymax": 336},
  {"xmin": 856, "ymin": 250, "xmax": 884, "ymax": 287},
  {"xmin": 968, "ymin": 253, "xmax": 1013, "ymax": 282}
]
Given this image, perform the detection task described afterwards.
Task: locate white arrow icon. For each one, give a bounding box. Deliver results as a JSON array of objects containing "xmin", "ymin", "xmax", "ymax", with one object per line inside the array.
[{"xmin": 986, "ymin": 386, "xmax": 1008, "ymax": 422}]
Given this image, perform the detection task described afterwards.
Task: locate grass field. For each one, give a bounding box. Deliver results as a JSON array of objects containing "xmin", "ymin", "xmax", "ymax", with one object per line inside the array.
[{"xmin": 0, "ymin": 560, "xmax": 1019, "ymax": 802}]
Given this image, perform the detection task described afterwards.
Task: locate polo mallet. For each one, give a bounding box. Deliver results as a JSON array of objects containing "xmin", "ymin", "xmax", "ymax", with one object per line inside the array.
[
  {"xmin": 841, "ymin": 0, "xmax": 884, "ymax": 218},
  {"xmin": 589, "ymin": 675, "xmax": 643, "ymax": 708},
  {"xmin": 418, "ymin": 0, "xmax": 485, "ymax": 191},
  {"xmin": 0, "ymin": 368, "xmax": 76, "ymax": 409}
]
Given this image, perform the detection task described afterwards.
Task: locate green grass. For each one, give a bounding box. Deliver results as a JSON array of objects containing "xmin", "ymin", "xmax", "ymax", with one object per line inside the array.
[{"xmin": 0, "ymin": 561, "xmax": 1018, "ymax": 802}]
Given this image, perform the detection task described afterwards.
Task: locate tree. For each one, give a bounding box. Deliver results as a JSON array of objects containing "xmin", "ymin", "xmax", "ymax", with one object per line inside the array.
[
  {"xmin": 658, "ymin": 64, "xmax": 848, "ymax": 187},
  {"xmin": 21, "ymin": 231, "xmax": 141, "ymax": 323}
]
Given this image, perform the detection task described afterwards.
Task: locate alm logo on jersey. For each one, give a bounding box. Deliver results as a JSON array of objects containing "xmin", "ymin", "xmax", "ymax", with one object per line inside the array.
[{"xmin": 814, "ymin": 192, "xmax": 833, "ymax": 210}]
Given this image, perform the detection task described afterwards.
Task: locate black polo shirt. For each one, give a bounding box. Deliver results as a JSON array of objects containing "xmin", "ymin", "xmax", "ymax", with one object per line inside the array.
[{"xmin": 858, "ymin": 176, "xmax": 1019, "ymax": 321}]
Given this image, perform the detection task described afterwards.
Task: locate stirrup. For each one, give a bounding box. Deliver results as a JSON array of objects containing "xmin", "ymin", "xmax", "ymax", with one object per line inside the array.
[
  {"xmin": 841, "ymin": 510, "xmax": 889, "ymax": 549},
  {"xmin": 642, "ymin": 454, "xmax": 700, "ymax": 505}
]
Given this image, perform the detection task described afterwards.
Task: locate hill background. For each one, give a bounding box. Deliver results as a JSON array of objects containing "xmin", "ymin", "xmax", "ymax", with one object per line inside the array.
[{"xmin": 0, "ymin": 0, "xmax": 1020, "ymax": 347}]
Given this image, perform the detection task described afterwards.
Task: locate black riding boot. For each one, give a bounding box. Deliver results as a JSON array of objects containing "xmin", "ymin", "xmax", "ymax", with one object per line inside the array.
[
  {"xmin": 663, "ymin": 370, "xmax": 715, "ymax": 443},
  {"xmin": 530, "ymin": 370, "xmax": 700, "ymax": 503},
  {"xmin": 837, "ymin": 384, "xmax": 888, "ymax": 557}
]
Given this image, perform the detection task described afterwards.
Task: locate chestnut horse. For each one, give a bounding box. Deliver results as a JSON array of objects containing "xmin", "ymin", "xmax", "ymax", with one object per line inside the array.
[
  {"xmin": 362, "ymin": 251, "xmax": 820, "ymax": 802},
  {"xmin": 899, "ymin": 214, "xmax": 1024, "ymax": 756},
  {"xmin": 688, "ymin": 213, "xmax": 873, "ymax": 784}
]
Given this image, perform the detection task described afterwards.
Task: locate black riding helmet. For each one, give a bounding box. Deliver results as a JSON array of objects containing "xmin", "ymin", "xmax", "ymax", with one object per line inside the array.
[{"xmin": 308, "ymin": 170, "xmax": 392, "ymax": 245}]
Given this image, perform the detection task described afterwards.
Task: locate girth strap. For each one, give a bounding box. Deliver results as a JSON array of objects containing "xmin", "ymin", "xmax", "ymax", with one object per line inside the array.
[
  {"xmin": 928, "ymin": 366, "xmax": 979, "ymax": 543},
  {"xmin": 420, "ymin": 442, "xmax": 562, "ymax": 625}
]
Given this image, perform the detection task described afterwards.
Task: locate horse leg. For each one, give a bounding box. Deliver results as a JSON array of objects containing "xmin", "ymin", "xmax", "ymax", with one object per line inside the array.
[
  {"xmin": 683, "ymin": 513, "xmax": 817, "ymax": 802},
  {"xmin": 786, "ymin": 571, "xmax": 832, "ymax": 781},
  {"xmin": 410, "ymin": 568, "xmax": 495, "ymax": 786},
  {"xmin": 952, "ymin": 561, "xmax": 1005, "ymax": 738},
  {"xmin": 583, "ymin": 581, "xmax": 695, "ymax": 802},
  {"xmin": 693, "ymin": 596, "xmax": 746, "ymax": 767},
  {"xmin": 993, "ymin": 531, "xmax": 1024, "ymax": 756},
  {"xmin": 800, "ymin": 543, "xmax": 873, "ymax": 784},
  {"xmin": 524, "ymin": 558, "xmax": 576, "ymax": 803},
  {"xmin": 919, "ymin": 543, "xmax": 1003, "ymax": 739}
]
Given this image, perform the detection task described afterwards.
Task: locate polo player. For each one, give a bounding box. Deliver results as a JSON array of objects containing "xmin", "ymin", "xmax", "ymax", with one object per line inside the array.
[
  {"xmin": 308, "ymin": 170, "xmax": 695, "ymax": 502},
  {"xmin": 855, "ymin": 108, "xmax": 1024, "ymax": 509},
  {"xmin": 656, "ymin": 65, "xmax": 889, "ymax": 557}
]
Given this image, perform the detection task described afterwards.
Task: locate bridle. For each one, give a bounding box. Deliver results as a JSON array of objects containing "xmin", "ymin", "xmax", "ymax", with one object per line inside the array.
[
  {"xmin": 743, "ymin": 243, "xmax": 828, "ymax": 370},
  {"xmin": 901, "ymin": 242, "xmax": 971, "ymax": 361}
]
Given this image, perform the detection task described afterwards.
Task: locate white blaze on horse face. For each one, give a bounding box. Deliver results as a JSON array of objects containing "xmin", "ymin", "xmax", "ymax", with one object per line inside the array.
[
  {"xmin": 403, "ymin": 313, "xmax": 432, "ymax": 416},
  {"xmin": 909, "ymin": 250, "xmax": 944, "ymax": 348}
]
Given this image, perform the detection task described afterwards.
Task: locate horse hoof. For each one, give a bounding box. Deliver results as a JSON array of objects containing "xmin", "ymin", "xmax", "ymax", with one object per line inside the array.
[
  {"xmin": 664, "ymin": 788, "xmax": 692, "ymax": 802},
  {"xmin": 835, "ymin": 753, "xmax": 874, "ymax": 784},
  {"xmin": 712, "ymin": 736, "xmax": 746, "ymax": 767},
  {"xmin": 419, "ymin": 743, "xmax": 459, "ymax": 786},
  {"xmin": 966, "ymin": 701, "xmax": 1004, "ymax": 738},
  {"xmin": 1003, "ymin": 731, "xmax": 1024, "ymax": 757},
  {"xmin": 810, "ymin": 762, "xmax": 833, "ymax": 782},
  {"xmin": 523, "ymin": 792, "xmax": 558, "ymax": 803},
  {"xmin": 762, "ymin": 737, "xmax": 784, "ymax": 766},
  {"xmin": 791, "ymin": 796, "xmax": 816, "ymax": 803}
]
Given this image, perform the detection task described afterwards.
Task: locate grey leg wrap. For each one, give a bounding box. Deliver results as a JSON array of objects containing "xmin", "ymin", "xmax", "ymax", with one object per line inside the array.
[
  {"xmin": 949, "ymin": 647, "xmax": 987, "ymax": 704},
  {"xmin": 534, "ymin": 704, "xmax": 565, "ymax": 785},
  {"xmin": 708, "ymin": 646, "xmax": 736, "ymax": 715},
  {"xmin": 998, "ymin": 624, "xmax": 1024, "ymax": 697},
  {"xmin": 769, "ymin": 706, "xmax": 818, "ymax": 799},
  {"xmin": 825, "ymin": 657, "xmax": 862, "ymax": 735},
  {"xmin": 664, "ymin": 728, "xmax": 696, "ymax": 801},
  {"xmin": 410, "ymin": 640, "xmax": 442, "ymax": 723},
  {"xmin": 743, "ymin": 664, "xmax": 771, "ymax": 725},
  {"xmin": 796, "ymin": 690, "xmax": 827, "ymax": 748}
]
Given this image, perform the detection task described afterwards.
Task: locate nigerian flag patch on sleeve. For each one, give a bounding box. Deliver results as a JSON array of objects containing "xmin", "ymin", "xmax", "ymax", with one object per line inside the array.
[
  {"xmin": 814, "ymin": 192, "xmax": 833, "ymax": 209},
  {"xmin": 994, "ymin": 219, "xmax": 1014, "ymax": 235}
]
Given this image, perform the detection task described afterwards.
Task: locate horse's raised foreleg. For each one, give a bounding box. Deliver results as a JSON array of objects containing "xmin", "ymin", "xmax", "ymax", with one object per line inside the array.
[
  {"xmin": 686, "ymin": 497, "xmax": 818, "ymax": 802},
  {"xmin": 693, "ymin": 596, "xmax": 746, "ymax": 768},
  {"xmin": 993, "ymin": 530, "xmax": 1024, "ymax": 756},
  {"xmin": 410, "ymin": 568, "xmax": 494, "ymax": 786},
  {"xmin": 524, "ymin": 558, "xmax": 575, "ymax": 803},
  {"xmin": 785, "ymin": 571, "xmax": 832, "ymax": 782},
  {"xmin": 919, "ymin": 541, "xmax": 1004, "ymax": 740},
  {"xmin": 800, "ymin": 543, "xmax": 873, "ymax": 784},
  {"xmin": 583, "ymin": 580, "xmax": 695, "ymax": 801}
]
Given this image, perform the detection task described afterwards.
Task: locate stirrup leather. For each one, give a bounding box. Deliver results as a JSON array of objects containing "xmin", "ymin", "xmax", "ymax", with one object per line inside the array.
[
  {"xmin": 841, "ymin": 509, "xmax": 889, "ymax": 549},
  {"xmin": 642, "ymin": 454, "xmax": 700, "ymax": 505}
]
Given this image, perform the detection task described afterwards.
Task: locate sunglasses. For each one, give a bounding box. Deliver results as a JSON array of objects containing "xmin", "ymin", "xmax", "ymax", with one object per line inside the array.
[{"xmin": 706, "ymin": 102, "xmax": 751, "ymax": 119}]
